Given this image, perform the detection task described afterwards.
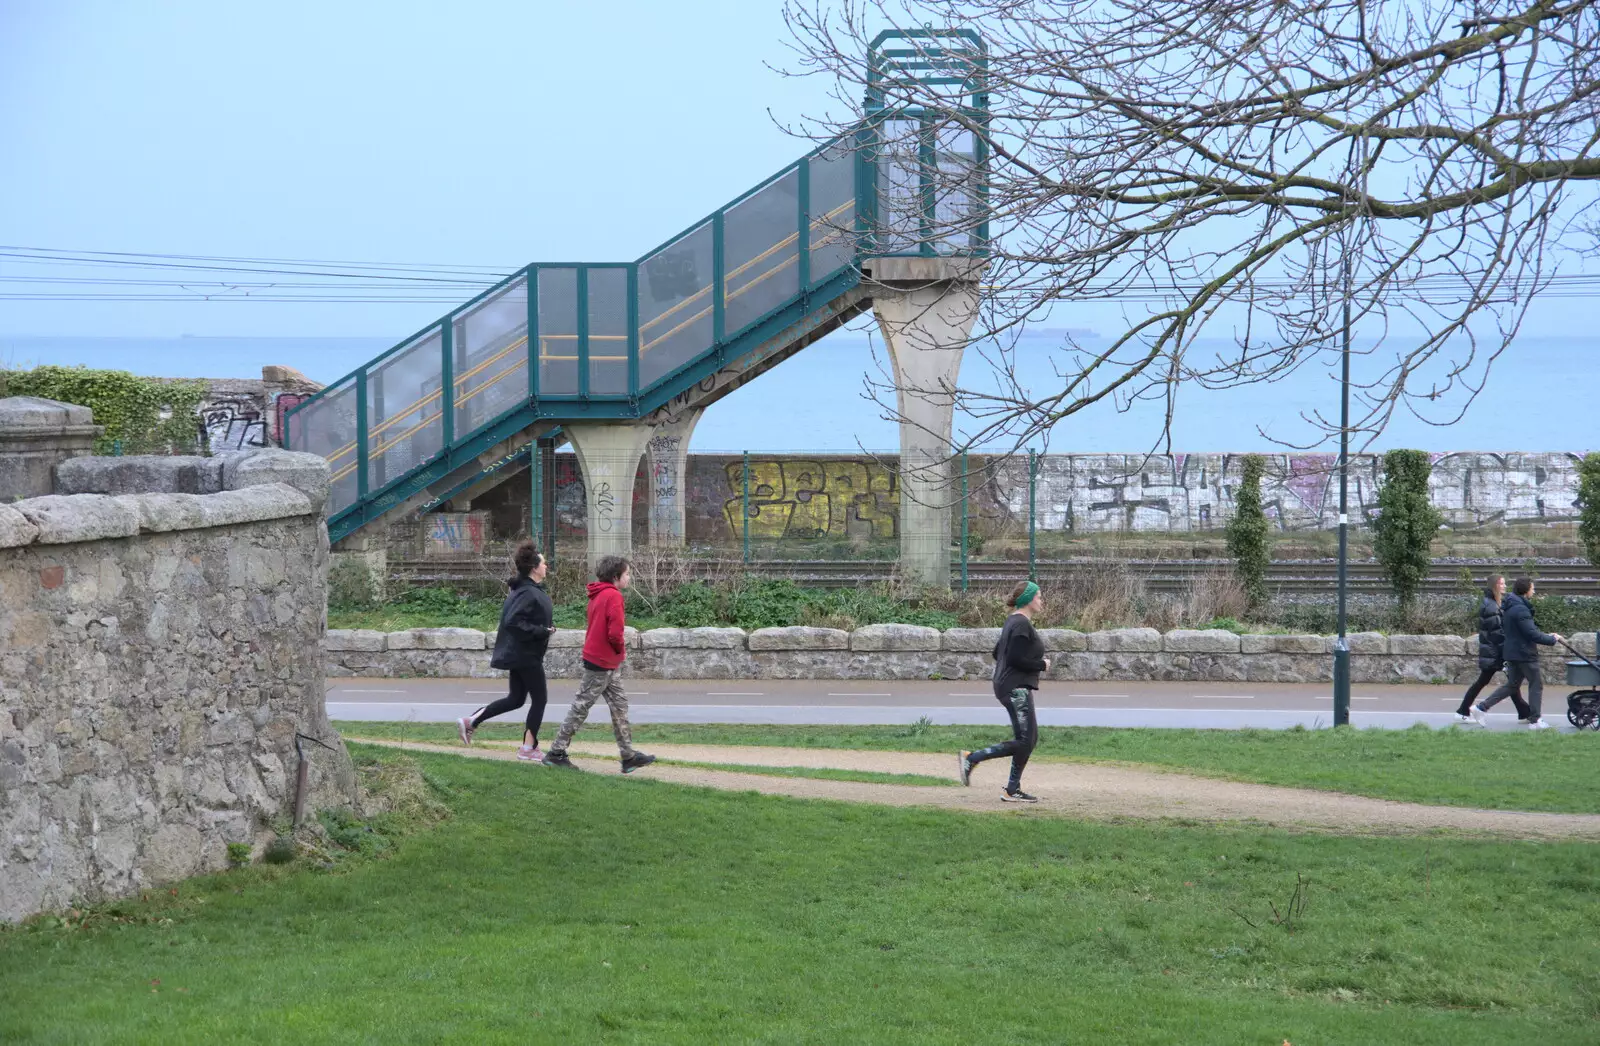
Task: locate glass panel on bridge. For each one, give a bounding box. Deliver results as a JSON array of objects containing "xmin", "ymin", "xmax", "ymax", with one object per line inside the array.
[
  {"xmin": 285, "ymin": 377, "xmax": 358, "ymax": 515},
  {"xmin": 724, "ymin": 168, "xmax": 800, "ymax": 338},
  {"xmin": 808, "ymin": 143, "xmax": 857, "ymax": 282},
  {"xmin": 637, "ymin": 221, "xmax": 714, "ymax": 390},
  {"xmin": 874, "ymin": 117, "xmax": 922, "ymax": 253},
  {"xmin": 586, "ymin": 267, "xmax": 629, "ymax": 396},
  {"xmin": 366, "ymin": 326, "xmax": 445, "ymax": 493},
  {"xmin": 452, "ymin": 276, "xmax": 529, "ymax": 436},
  {"xmin": 537, "ymin": 268, "xmax": 579, "ymax": 396},
  {"xmin": 933, "ymin": 123, "xmax": 980, "ymax": 252}
]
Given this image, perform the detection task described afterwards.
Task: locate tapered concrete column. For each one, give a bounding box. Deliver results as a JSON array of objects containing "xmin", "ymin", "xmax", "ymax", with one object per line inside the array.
[
  {"xmin": 644, "ymin": 407, "xmax": 704, "ymax": 546},
  {"xmin": 565, "ymin": 422, "xmax": 652, "ymax": 570},
  {"xmin": 869, "ymin": 258, "xmax": 982, "ymax": 588}
]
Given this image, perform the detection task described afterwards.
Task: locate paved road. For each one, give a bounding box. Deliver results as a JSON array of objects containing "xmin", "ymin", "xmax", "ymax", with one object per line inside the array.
[{"xmin": 325, "ymin": 677, "xmax": 1576, "ymax": 730}]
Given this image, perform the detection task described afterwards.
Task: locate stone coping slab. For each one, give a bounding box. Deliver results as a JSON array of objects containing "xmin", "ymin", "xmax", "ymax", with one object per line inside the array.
[
  {"xmin": 320, "ymin": 624, "xmax": 1533, "ymax": 659},
  {"xmin": 2, "ymin": 482, "xmax": 320, "ymax": 549}
]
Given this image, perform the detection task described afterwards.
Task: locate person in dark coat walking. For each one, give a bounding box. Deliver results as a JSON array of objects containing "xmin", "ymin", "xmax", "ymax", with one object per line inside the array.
[
  {"xmin": 1478, "ymin": 577, "xmax": 1563, "ymax": 730},
  {"xmin": 1456, "ymin": 575, "xmax": 1531, "ymax": 724},
  {"xmin": 958, "ymin": 579, "xmax": 1050, "ymax": 803},
  {"xmin": 458, "ymin": 541, "xmax": 556, "ymax": 761}
]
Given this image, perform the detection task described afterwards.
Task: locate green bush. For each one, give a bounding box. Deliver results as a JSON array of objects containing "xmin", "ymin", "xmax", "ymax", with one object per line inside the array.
[
  {"xmin": 1372, "ymin": 450, "xmax": 1443, "ymax": 613},
  {"xmin": 225, "ymin": 842, "xmax": 252, "ymax": 869},
  {"xmin": 1225, "ymin": 454, "xmax": 1271, "ymax": 610},
  {"xmin": 1577, "ymin": 452, "xmax": 1600, "ymax": 567},
  {"xmin": 0, "ymin": 365, "xmax": 207, "ymax": 454},
  {"xmin": 263, "ymin": 836, "xmax": 297, "ymax": 865},
  {"xmin": 655, "ymin": 581, "xmax": 720, "ymax": 628}
]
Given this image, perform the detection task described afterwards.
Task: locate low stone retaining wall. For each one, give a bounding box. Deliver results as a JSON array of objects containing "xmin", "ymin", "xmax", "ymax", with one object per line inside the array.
[{"xmin": 326, "ymin": 624, "xmax": 1597, "ymax": 685}]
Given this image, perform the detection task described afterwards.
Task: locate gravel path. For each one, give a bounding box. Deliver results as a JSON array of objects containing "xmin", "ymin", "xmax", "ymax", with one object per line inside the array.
[{"xmin": 348, "ymin": 737, "xmax": 1600, "ymax": 841}]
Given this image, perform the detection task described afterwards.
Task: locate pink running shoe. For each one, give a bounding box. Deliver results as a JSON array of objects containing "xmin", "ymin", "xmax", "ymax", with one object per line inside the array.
[
  {"xmin": 516, "ymin": 745, "xmax": 544, "ymax": 763},
  {"xmin": 457, "ymin": 715, "xmax": 475, "ymax": 746}
]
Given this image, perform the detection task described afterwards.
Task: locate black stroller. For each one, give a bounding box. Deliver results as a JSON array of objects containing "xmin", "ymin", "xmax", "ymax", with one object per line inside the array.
[{"xmin": 1560, "ymin": 636, "xmax": 1600, "ymax": 731}]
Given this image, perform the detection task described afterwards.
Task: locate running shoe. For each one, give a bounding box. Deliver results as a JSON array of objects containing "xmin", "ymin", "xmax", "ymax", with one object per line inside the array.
[
  {"xmin": 621, "ymin": 752, "xmax": 657, "ymax": 774},
  {"xmin": 516, "ymin": 745, "xmax": 543, "ymax": 763},
  {"xmin": 957, "ymin": 751, "xmax": 973, "ymax": 787},
  {"xmin": 1453, "ymin": 713, "xmax": 1478, "ymax": 726},
  {"xmin": 457, "ymin": 716, "xmax": 475, "ymax": 746},
  {"xmin": 1001, "ymin": 789, "xmax": 1040, "ymax": 804},
  {"xmin": 1469, "ymin": 705, "xmax": 1489, "ymax": 726},
  {"xmin": 544, "ymin": 750, "xmax": 577, "ymax": 769},
  {"xmin": 1526, "ymin": 718, "xmax": 1551, "ymax": 730}
]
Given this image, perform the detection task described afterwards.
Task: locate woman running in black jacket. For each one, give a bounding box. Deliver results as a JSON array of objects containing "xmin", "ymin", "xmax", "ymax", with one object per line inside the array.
[
  {"xmin": 458, "ymin": 541, "xmax": 555, "ymax": 761},
  {"xmin": 959, "ymin": 580, "xmax": 1049, "ymax": 803}
]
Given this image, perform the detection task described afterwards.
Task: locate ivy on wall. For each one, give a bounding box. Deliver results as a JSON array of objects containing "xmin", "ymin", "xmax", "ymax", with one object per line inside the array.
[{"xmin": 0, "ymin": 365, "xmax": 208, "ymax": 455}]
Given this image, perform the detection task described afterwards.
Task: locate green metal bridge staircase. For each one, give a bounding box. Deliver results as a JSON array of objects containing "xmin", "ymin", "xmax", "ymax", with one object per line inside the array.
[{"xmin": 284, "ymin": 31, "xmax": 988, "ymax": 544}]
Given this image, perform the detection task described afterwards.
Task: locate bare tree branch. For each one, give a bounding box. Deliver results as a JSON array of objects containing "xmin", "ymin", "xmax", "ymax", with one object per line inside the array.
[{"xmin": 781, "ymin": 0, "xmax": 1600, "ymax": 456}]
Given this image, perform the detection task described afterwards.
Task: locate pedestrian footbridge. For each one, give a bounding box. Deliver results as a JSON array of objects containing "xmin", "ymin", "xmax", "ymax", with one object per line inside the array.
[{"xmin": 285, "ymin": 30, "xmax": 988, "ymax": 585}]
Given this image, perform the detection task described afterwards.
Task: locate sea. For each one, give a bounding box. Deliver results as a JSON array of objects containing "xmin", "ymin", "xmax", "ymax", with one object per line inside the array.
[{"xmin": 3, "ymin": 331, "xmax": 1593, "ymax": 454}]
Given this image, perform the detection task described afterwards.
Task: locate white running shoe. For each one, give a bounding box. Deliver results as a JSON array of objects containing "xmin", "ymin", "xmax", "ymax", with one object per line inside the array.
[
  {"xmin": 1454, "ymin": 713, "xmax": 1477, "ymax": 726},
  {"xmin": 1526, "ymin": 718, "xmax": 1551, "ymax": 731},
  {"xmin": 1469, "ymin": 705, "xmax": 1489, "ymax": 726},
  {"xmin": 457, "ymin": 715, "xmax": 475, "ymax": 745}
]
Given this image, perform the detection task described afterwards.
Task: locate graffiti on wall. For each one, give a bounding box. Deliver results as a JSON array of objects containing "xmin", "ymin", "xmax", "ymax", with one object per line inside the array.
[
  {"xmin": 720, "ymin": 458, "xmax": 898, "ymax": 539},
  {"xmin": 988, "ymin": 451, "xmax": 1585, "ymax": 533},
  {"xmin": 464, "ymin": 450, "xmax": 1591, "ymax": 547},
  {"xmin": 200, "ymin": 397, "xmax": 270, "ymax": 451},
  {"xmin": 424, "ymin": 513, "xmax": 488, "ymax": 555}
]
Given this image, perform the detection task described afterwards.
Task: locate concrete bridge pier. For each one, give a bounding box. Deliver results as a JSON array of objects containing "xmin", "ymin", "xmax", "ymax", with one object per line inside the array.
[
  {"xmin": 643, "ymin": 407, "xmax": 704, "ymax": 547},
  {"xmin": 565, "ymin": 422, "xmax": 654, "ymax": 571},
  {"xmin": 868, "ymin": 258, "xmax": 982, "ymax": 589}
]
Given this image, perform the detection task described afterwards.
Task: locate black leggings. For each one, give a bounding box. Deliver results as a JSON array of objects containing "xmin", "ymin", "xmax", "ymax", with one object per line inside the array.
[
  {"xmin": 1455, "ymin": 665, "xmax": 1528, "ymax": 717},
  {"xmin": 969, "ymin": 687, "xmax": 1038, "ymax": 792},
  {"xmin": 470, "ymin": 666, "xmax": 548, "ymax": 744}
]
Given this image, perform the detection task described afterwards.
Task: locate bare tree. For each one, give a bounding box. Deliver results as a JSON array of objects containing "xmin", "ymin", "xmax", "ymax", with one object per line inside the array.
[{"xmin": 783, "ymin": 0, "xmax": 1600, "ymax": 453}]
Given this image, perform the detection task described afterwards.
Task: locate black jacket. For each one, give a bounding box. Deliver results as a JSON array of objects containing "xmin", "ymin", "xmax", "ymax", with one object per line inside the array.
[
  {"xmin": 1500, "ymin": 592, "xmax": 1555, "ymax": 663},
  {"xmin": 1475, "ymin": 592, "xmax": 1505, "ymax": 670},
  {"xmin": 992, "ymin": 613, "xmax": 1048, "ymax": 694},
  {"xmin": 489, "ymin": 576, "xmax": 554, "ymax": 671}
]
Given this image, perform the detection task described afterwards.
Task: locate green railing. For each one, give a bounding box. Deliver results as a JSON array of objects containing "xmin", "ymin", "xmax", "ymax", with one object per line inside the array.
[{"xmin": 285, "ymin": 29, "xmax": 988, "ymax": 530}]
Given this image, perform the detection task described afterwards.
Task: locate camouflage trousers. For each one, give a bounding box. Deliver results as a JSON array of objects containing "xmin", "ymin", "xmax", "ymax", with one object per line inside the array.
[{"xmin": 549, "ymin": 666, "xmax": 634, "ymax": 757}]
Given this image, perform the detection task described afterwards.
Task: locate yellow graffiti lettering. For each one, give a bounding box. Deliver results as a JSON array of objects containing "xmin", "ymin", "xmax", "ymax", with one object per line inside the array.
[{"xmin": 722, "ymin": 459, "xmax": 898, "ymax": 539}]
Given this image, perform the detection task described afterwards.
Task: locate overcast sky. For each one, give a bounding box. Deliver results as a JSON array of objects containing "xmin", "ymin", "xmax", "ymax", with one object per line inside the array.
[{"xmin": 2, "ymin": 1, "xmax": 1595, "ymax": 452}]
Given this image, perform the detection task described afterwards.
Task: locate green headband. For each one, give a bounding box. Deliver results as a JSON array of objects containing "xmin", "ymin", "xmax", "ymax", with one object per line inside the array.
[{"xmin": 1015, "ymin": 581, "xmax": 1039, "ymax": 608}]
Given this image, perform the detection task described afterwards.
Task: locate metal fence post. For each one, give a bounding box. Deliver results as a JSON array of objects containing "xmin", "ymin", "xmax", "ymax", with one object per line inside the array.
[
  {"xmin": 529, "ymin": 447, "xmax": 541, "ymax": 547},
  {"xmin": 960, "ymin": 450, "xmax": 969, "ymax": 592},
  {"xmin": 742, "ymin": 450, "xmax": 751, "ymax": 565},
  {"xmin": 1028, "ymin": 449, "xmax": 1037, "ymax": 578}
]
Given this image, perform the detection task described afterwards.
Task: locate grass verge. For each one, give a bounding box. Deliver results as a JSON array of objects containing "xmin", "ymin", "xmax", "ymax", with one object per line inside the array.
[
  {"xmin": 338, "ymin": 720, "xmax": 1600, "ymax": 815},
  {"xmin": 2, "ymin": 743, "xmax": 1596, "ymax": 1043}
]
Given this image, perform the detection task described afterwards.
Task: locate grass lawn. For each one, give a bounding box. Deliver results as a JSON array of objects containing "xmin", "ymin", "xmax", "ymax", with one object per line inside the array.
[
  {"xmin": 339, "ymin": 721, "xmax": 1600, "ymax": 815},
  {"xmin": 4, "ymin": 744, "xmax": 1599, "ymax": 1043}
]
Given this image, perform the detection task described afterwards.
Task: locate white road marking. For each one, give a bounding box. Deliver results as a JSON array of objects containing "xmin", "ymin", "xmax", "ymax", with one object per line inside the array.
[
  {"xmin": 1351, "ymin": 696, "xmax": 1379, "ymax": 701},
  {"xmin": 828, "ymin": 693, "xmax": 892, "ymax": 697},
  {"xmin": 706, "ymin": 692, "xmax": 765, "ymax": 697},
  {"xmin": 1068, "ymin": 694, "xmax": 1130, "ymax": 699},
  {"xmin": 1191, "ymin": 695, "xmax": 1255, "ymax": 700}
]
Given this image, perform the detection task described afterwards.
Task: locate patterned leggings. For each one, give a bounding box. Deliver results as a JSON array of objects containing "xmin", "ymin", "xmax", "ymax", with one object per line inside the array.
[{"xmin": 968, "ymin": 687, "xmax": 1038, "ymax": 792}]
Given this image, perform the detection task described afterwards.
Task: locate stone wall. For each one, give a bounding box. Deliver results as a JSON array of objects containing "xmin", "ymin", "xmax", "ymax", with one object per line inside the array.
[
  {"xmin": 444, "ymin": 449, "xmax": 1592, "ymax": 553},
  {"xmin": 0, "ymin": 449, "xmax": 355, "ymax": 924},
  {"xmin": 325, "ymin": 624, "xmax": 1597, "ymax": 685},
  {"xmin": 196, "ymin": 366, "xmax": 322, "ymax": 453}
]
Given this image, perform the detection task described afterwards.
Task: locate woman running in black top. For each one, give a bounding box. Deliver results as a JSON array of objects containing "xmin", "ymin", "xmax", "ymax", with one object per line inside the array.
[
  {"xmin": 458, "ymin": 541, "xmax": 555, "ymax": 761},
  {"xmin": 959, "ymin": 580, "xmax": 1049, "ymax": 803}
]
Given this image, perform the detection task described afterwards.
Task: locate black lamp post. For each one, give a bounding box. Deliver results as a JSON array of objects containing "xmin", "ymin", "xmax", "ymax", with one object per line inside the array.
[{"xmin": 1332, "ymin": 257, "xmax": 1352, "ymax": 726}]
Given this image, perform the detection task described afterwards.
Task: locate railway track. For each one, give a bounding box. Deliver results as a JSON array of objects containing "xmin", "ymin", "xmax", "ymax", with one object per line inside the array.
[{"xmin": 389, "ymin": 556, "xmax": 1600, "ymax": 596}]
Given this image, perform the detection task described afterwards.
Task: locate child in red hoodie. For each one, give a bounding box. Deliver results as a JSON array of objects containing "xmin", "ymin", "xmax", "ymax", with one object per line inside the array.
[{"xmin": 543, "ymin": 556, "xmax": 657, "ymax": 773}]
